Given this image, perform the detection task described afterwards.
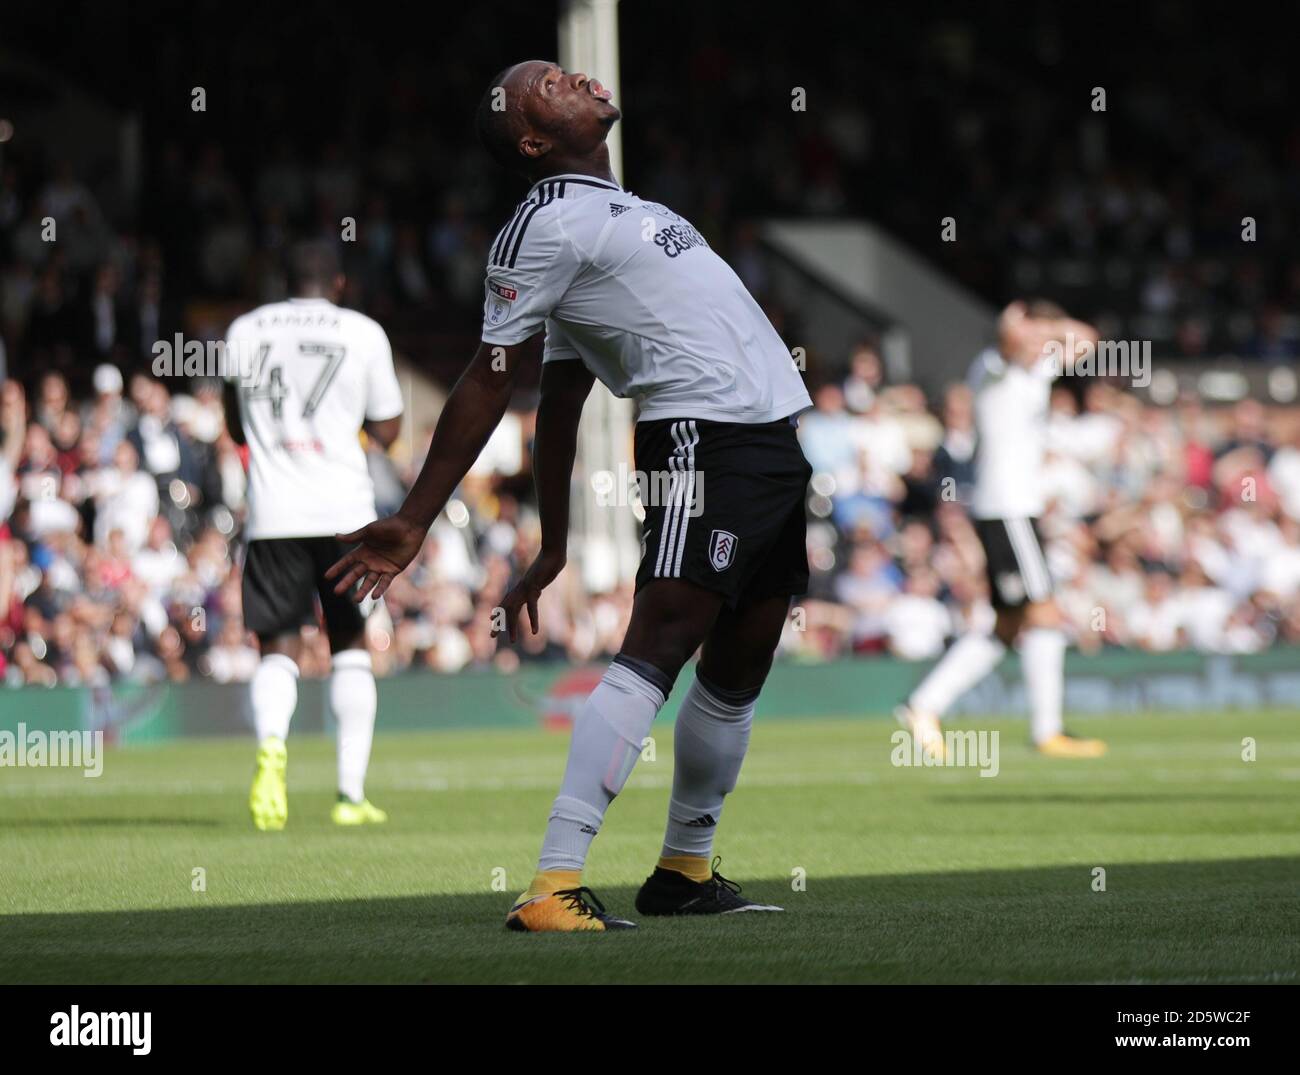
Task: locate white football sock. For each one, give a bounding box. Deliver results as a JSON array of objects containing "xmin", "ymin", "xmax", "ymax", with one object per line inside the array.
[
  {"xmin": 662, "ymin": 674, "xmax": 755, "ymax": 859},
  {"xmin": 1021, "ymin": 628, "xmax": 1066, "ymax": 743},
  {"xmin": 909, "ymin": 631, "xmax": 1006, "ymax": 718},
  {"xmin": 251, "ymin": 653, "xmax": 299, "ymax": 742},
  {"xmin": 537, "ymin": 660, "xmax": 667, "ymax": 874},
  {"xmin": 331, "ymin": 649, "xmax": 377, "ymax": 803}
]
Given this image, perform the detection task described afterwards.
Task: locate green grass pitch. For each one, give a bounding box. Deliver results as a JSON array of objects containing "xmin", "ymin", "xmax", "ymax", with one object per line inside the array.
[{"xmin": 2, "ymin": 711, "xmax": 1298, "ymax": 984}]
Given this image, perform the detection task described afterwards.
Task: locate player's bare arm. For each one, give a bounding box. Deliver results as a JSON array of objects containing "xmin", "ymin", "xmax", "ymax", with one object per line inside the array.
[
  {"xmin": 495, "ymin": 358, "xmax": 595, "ymax": 642},
  {"xmin": 326, "ymin": 339, "xmax": 527, "ymax": 601},
  {"xmin": 1039, "ymin": 316, "xmax": 1099, "ymax": 354},
  {"xmin": 222, "ymin": 380, "xmax": 246, "ymax": 447},
  {"xmin": 363, "ymin": 414, "xmax": 402, "ymax": 450}
]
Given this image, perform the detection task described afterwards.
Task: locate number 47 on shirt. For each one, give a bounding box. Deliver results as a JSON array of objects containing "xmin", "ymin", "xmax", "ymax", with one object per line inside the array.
[{"xmin": 243, "ymin": 341, "xmax": 347, "ymax": 419}]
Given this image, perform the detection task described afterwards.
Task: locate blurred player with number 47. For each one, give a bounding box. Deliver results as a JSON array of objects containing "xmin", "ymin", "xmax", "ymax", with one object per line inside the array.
[{"xmin": 224, "ymin": 241, "xmax": 404, "ymax": 831}]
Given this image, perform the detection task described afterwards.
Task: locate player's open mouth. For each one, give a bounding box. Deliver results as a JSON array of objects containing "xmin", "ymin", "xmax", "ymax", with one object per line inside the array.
[{"xmin": 588, "ymin": 79, "xmax": 613, "ymax": 101}]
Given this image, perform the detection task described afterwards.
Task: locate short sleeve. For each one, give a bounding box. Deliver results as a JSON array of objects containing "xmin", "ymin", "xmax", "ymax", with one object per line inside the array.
[
  {"xmin": 480, "ymin": 201, "xmax": 579, "ymax": 346},
  {"xmin": 365, "ymin": 323, "xmax": 404, "ymax": 422}
]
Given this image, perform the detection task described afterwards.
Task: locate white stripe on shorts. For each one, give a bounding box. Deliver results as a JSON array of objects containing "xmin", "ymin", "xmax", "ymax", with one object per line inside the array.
[
  {"xmin": 1005, "ymin": 517, "xmax": 1051, "ymax": 602},
  {"xmin": 654, "ymin": 421, "xmax": 699, "ymax": 579}
]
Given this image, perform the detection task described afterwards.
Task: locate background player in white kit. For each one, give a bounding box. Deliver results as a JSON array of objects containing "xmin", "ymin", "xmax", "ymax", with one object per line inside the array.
[
  {"xmin": 224, "ymin": 242, "xmax": 404, "ymax": 830},
  {"xmin": 328, "ymin": 60, "xmax": 812, "ymax": 931},
  {"xmin": 897, "ymin": 300, "xmax": 1107, "ymax": 759}
]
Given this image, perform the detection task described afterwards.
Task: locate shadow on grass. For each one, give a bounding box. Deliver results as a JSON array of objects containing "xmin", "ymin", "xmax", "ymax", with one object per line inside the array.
[{"xmin": 2, "ymin": 856, "xmax": 1297, "ymax": 985}]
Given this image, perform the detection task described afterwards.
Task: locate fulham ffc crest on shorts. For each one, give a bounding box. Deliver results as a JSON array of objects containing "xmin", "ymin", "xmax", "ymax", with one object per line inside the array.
[{"xmin": 709, "ymin": 529, "xmax": 738, "ymax": 572}]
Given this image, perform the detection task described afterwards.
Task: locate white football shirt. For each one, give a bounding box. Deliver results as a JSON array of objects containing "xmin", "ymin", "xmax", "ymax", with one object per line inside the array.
[
  {"xmin": 481, "ymin": 174, "xmax": 811, "ymax": 425},
  {"xmin": 968, "ymin": 347, "xmax": 1055, "ymax": 520},
  {"xmin": 225, "ymin": 298, "xmax": 403, "ymax": 540}
]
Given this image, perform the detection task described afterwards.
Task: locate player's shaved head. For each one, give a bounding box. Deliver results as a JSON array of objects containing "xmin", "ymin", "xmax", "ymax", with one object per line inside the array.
[
  {"xmin": 476, "ymin": 63, "xmax": 541, "ymax": 173},
  {"xmin": 475, "ymin": 60, "xmax": 620, "ymax": 181}
]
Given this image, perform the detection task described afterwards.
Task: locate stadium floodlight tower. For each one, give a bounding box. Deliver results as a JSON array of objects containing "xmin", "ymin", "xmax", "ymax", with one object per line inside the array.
[{"xmin": 560, "ymin": 0, "xmax": 640, "ymax": 594}]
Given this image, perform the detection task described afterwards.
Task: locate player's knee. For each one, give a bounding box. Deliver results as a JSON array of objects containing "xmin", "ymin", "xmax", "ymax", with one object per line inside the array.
[
  {"xmin": 993, "ymin": 608, "xmax": 1024, "ymax": 645},
  {"xmin": 698, "ymin": 648, "xmax": 773, "ymax": 695},
  {"xmin": 696, "ymin": 667, "xmax": 763, "ymax": 711},
  {"xmin": 619, "ymin": 617, "xmax": 708, "ymax": 685},
  {"xmin": 1023, "ymin": 600, "xmax": 1061, "ymax": 629},
  {"xmin": 259, "ymin": 632, "xmax": 302, "ymax": 664},
  {"xmin": 328, "ymin": 628, "xmax": 367, "ymax": 655}
]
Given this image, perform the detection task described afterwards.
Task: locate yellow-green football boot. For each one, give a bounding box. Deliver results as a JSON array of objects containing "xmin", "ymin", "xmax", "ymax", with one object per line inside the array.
[
  {"xmin": 249, "ymin": 737, "xmax": 288, "ymax": 831},
  {"xmin": 331, "ymin": 795, "xmax": 389, "ymax": 826}
]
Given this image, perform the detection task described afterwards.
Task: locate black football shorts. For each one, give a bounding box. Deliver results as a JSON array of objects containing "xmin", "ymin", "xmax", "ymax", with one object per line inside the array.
[
  {"xmin": 973, "ymin": 517, "xmax": 1054, "ymax": 609},
  {"xmin": 633, "ymin": 415, "xmax": 812, "ymax": 608},
  {"xmin": 241, "ymin": 536, "xmax": 367, "ymax": 639}
]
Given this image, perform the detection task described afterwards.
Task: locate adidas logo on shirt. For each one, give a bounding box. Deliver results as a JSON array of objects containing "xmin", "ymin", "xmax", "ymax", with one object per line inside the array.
[{"xmin": 608, "ymin": 203, "xmax": 632, "ymax": 217}]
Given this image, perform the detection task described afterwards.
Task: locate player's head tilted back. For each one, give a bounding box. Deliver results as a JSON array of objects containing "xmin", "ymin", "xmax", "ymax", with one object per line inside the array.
[
  {"xmin": 288, "ymin": 240, "xmax": 345, "ymax": 302},
  {"xmin": 475, "ymin": 60, "xmax": 620, "ymax": 180},
  {"xmin": 332, "ymin": 54, "xmax": 818, "ymax": 936},
  {"xmin": 997, "ymin": 297, "xmax": 1067, "ymax": 365}
]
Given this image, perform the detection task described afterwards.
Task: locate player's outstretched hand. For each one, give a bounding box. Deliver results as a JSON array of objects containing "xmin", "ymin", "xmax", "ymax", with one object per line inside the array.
[
  {"xmin": 327, "ymin": 513, "xmax": 427, "ymax": 602},
  {"xmin": 493, "ymin": 549, "xmax": 566, "ymax": 644}
]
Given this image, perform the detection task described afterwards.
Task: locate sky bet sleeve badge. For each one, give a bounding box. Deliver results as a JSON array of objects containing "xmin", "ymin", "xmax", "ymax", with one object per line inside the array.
[{"xmin": 485, "ymin": 279, "xmax": 518, "ymax": 326}]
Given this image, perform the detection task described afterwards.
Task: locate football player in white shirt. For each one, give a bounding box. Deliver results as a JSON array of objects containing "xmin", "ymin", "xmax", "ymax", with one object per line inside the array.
[
  {"xmin": 328, "ymin": 60, "xmax": 811, "ymax": 931},
  {"xmin": 224, "ymin": 241, "xmax": 404, "ymax": 830},
  {"xmin": 897, "ymin": 301, "xmax": 1107, "ymax": 759}
]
